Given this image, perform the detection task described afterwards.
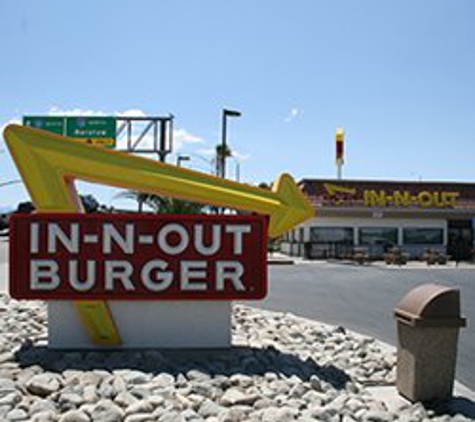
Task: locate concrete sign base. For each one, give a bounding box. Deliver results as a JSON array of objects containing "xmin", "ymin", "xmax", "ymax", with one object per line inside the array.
[{"xmin": 48, "ymin": 301, "xmax": 231, "ymax": 349}]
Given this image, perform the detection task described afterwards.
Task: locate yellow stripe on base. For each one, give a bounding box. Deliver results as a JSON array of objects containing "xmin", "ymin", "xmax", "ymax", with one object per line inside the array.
[{"xmin": 74, "ymin": 301, "xmax": 121, "ymax": 345}]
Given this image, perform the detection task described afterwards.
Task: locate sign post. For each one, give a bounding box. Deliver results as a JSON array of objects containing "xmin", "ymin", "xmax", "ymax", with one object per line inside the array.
[
  {"xmin": 10, "ymin": 214, "xmax": 267, "ymax": 348},
  {"xmin": 4, "ymin": 124, "xmax": 313, "ymax": 349}
]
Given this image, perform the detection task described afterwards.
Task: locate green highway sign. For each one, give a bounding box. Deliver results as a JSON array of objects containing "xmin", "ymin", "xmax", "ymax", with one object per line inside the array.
[
  {"xmin": 22, "ymin": 116, "xmax": 65, "ymax": 136},
  {"xmin": 23, "ymin": 116, "xmax": 117, "ymax": 148},
  {"xmin": 66, "ymin": 117, "xmax": 116, "ymax": 141}
]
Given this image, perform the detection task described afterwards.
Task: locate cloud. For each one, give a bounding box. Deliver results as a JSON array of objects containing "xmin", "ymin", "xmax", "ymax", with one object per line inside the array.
[
  {"xmin": 116, "ymin": 109, "xmax": 147, "ymax": 118},
  {"xmin": 196, "ymin": 147, "xmax": 216, "ymax": 157},
  {"xmin": 231, "ymin": 151, "xmax": 251, "ymax": 162},
  {"xmin": 48, "ymin": 106, "xmax": 108, "ymax": 117},
  {"xmin": 173, "ymin": 129, "xmax": 204, "ymax": 150},
  {"xmin": 284, "ymin": 107, "xmax": 303, "ymax": 123}
]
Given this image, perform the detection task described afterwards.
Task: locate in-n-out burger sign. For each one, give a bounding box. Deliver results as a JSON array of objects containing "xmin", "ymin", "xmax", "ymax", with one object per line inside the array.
[{"xmin": 10, "ymin": 214, "xmax": 267, "ymax": 300}]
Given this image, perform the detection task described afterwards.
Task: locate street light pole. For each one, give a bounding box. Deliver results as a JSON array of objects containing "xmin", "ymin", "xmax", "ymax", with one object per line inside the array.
[
  {"xmin": 220, "ymin": 109, "xmax": 241, "ymax": 178},
  {"xmin": 176, "ymin": 155, "xmax": 190, "ymax": 167},
  {"xmin": 220, "ymin": 112, "xmax": 227, "ymax": 178}
]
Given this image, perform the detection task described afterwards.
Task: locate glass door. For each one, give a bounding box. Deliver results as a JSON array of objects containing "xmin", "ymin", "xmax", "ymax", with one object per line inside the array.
[{"xmin": 448, "ymin": 220, "xmax": 473, "ymax": 261}]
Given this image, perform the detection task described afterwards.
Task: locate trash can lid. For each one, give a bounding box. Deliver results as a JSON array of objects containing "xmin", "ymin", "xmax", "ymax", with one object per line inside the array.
[{"xmin": 394, "ymin": 284, "xmax": 467, "ymax": 328}]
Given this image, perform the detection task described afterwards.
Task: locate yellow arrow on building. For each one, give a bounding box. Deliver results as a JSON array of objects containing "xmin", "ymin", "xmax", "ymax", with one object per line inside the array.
[{"xmin": 3, "ymin": 124, "xmax": 314, "ymax": 345}]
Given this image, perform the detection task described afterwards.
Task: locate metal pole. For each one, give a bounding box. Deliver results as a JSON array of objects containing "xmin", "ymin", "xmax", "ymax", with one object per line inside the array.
[
  {"xmin": 221, "ymin": 111, "xmax": 227, "ymax": 178},
  {"xmin": 153, "ymin": 121, "xmax": 158, "ymax": 156},
  {"xmin": 159, "ymin": 120, "xmax": 167, "ymax": 162},
  {"xmin": 337, "ymin": 162, "xmax": 342, "ymax": 180}
]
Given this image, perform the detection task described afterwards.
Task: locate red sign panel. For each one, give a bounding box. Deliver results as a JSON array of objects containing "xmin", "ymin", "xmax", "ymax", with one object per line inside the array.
[{"xmin": 10, "ymin": 214, "xmax": 267, "ymax": 300}]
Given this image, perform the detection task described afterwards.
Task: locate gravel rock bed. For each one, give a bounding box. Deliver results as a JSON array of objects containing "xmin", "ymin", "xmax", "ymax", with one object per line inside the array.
[{"xmin": 0, "ymin": 294, "xmax": 472, "ymax": 422}]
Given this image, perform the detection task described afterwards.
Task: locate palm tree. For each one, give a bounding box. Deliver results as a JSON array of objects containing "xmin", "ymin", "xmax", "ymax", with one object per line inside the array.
[
  {"xmin": 145, "ymin": 195, "xmax": 206, "ymax": 214},
  {"xmin": 115, "ymin": 190, "xmax": 207, "ymax": 214},
  {"xmin": 215, "ymin": 144, "xmax": 232, "ymax": 177},
  {"xmin": 116, "ymin": 191, "xmax": 157, "ymax": 213}
]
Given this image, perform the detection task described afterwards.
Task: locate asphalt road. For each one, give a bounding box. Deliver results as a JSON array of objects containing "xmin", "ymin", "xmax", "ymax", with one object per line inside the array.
[
  {"xmin": 1, "ymin": 239, "xmax": 473, "ymax": 390},
  {"xmin": 251, "ymin": 262, "xmax": 475, "ymax": 391}
]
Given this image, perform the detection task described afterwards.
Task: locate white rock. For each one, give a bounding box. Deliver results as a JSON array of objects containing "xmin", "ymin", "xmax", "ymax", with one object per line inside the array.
[
  {"xmin": 31, "ymin": 410, "xmax": 58, "ymax": 422},
  {"xmin": 124, "ymin": 414, "xmax": 155, "ymax": 422},
  {"xmin": 29, "ymin": 399, "xmax": 57, "ymax": 415},
  {"xmin": 198, "ymin": 399, "xmax": 224, "ymax": 418},
  {"xmin": 60, "ymin": 392, "xmax": 85, "ymax": 408},
  {"xmin": 59, "ymin": 409, "xmax": 91, "ymax": 422},
  {"xmin": 229, "ymin": 374, "xmax": 253, "ymax": 388},
  {"xmin": 260, "ymin": 406, "xmax": 299, "ymax": 422},
  {"xmin": 116, "ymin": 370, "xmax": 152, "ymax": 385},
  {"xmin": 147, "ymin": 395, "xmax": 165, "ymax": 407},
  {"xmin": 220, "ymin": 388, "xmax": 259, "ymax": 406},
  {"xmin": 6, "ymin": 408, "xmax": 29, "ymax": 421},
  {"xmin": 158, "ymin": 411, "xmax": 186, "ymax": 422},
  {"xmin": 363, "ymin": 410, "xmax": 392, "ymax": 422},
  {"xmin": 152, "ymin": 373, "xmax": 175, "ymax": 388},
  {"xmin": 0, "ymin": 391, "xmax": 21, "ymax": 406},
  {"xmin": 0, "ymin": 378, "xmax": 16, "ymax": 391},
  {"xmin": 125, "ymin": 399, "xmax": 154, "ymax": 415},
  {"xmin": 26, "ymin": 374, "xmax": 61, "ymax": 397},
  {"xmin": 115, "ymin": 391, "xmax": 139, "ymax": 408},
  {"xmin": 83, "ymin": 385, "xmax": 98, "ymax": 403},
  {"xmin": 89, "ymin": 399, "xmax": 124, "ymax": 422},
  {"xmin": 309, "ymin": 375, "xmax": 323, "ymax": 392},
  {"xmin": 218, "ymin": 407, "xmax": 247, "ymax": 422}
]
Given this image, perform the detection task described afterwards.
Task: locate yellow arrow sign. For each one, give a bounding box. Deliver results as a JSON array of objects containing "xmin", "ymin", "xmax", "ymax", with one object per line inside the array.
[
  {"xmin": 4, "ymin": 124, "xmax": 313, "ymax": 237},
  {"xmin": 323, "ymin": 183, "xmax": 356, "ymax": 197},
  {"xmin": 3, "ymin": 124, "xmax": 314, "ymax": 346}
]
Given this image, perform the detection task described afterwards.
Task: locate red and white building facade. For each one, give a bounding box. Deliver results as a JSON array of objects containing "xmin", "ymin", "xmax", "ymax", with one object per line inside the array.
[{"xmin": 282, "ymin": 179, "xmax": 475, "ymax": 260}]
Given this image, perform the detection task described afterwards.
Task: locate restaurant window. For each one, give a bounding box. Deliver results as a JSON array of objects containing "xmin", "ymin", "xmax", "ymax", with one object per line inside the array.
[
  {"xmin": 310, "ymin": 227, "xmax": 353, "ymax": 244},
  {"xmin": 403, "ymin": 228, "xmax": 443, "ymax": 245},
  {"xmin": 359, "ymin": 227, "xmax": 397, "ymax": 246}
]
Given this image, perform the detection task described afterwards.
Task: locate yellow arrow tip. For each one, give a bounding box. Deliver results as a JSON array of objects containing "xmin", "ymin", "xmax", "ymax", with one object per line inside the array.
[
  {"xmin": 3, "ymin": 123, "xmax": 18, "ymax": 139},
  {"xmin": 269, "ymin": 173, "xmax": 314, "ymax": 238}
]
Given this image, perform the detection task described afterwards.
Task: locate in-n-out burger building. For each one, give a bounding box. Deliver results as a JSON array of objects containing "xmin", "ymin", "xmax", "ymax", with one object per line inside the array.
[{"xmin": 282, "ymin": 179, "xmax": 475, "ymax": 260}]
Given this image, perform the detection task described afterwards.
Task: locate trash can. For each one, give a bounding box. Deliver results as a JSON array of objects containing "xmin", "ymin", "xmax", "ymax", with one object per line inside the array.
[{"xmin": 394, "ymin": 284, "xmax": 466, "ymax": 402}]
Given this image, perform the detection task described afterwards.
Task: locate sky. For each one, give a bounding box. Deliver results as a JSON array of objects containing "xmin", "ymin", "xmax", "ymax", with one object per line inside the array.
[{"xmin": 1, "ymin": 0, "xmax": 474, "ymax": 210}]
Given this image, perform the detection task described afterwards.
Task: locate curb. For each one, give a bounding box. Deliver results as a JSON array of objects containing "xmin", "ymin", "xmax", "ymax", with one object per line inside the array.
[{"xmin": 267, "ymin": 259, "xmax": 295, "ymax": 265}]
